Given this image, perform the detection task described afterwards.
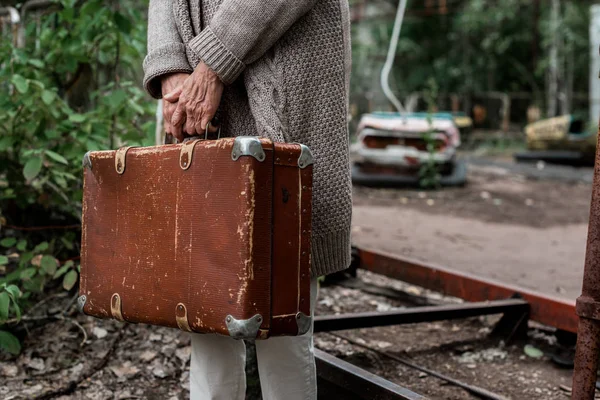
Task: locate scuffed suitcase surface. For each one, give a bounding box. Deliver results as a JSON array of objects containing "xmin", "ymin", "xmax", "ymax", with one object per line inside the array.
[
  {"xmin": 270, "ymin": 143, "xmax": 313, "ymax": 335},
  {"xmin": 80, "ymin": 139, "xmax": 273, "ymax": 336}
]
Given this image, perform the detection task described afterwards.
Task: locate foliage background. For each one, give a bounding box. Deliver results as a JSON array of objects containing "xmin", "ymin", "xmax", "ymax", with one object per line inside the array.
[
  {"xmin": 350, "ymin": 0, "xmax": 592, "ymax": 125},
  {"xmin": 0, "ymin": 0, "xmax": 153, "ymax": 354}
]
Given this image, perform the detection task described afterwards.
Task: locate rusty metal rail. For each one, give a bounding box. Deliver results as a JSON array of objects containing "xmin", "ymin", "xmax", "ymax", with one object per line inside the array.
[
  {"xmin": 354, "ymin": 247, "xmax": 577, "ymax": 333},
  {"xmin": 315, "ymin": 349, "xmax": 427, "ymax": 400},
  {"xmin": 314, "ymin": 298, "xmax": 529, "ymax": 333},
  {"xmin": 328, "ymin": 333, "xmax": 509, "ymax": 400}
]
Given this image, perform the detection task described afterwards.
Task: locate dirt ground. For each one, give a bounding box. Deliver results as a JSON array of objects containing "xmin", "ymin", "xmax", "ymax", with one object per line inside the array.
[
  {"xmin": 0, "ymin": 158, "xmax": 592, "ymax": 400},
  {"xmin": 0, "ymin": 270, "xmax": 576, "ymax": 400},
  {"xmin": 352, "ymin": 161, "xmax": 593, "ymax": 300},
  {"xmin": 316, "ymin": 270, "xmax": 576, "ymax": 400}
]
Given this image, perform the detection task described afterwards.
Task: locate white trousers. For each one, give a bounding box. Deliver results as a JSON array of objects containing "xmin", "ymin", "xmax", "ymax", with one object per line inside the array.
[{"xmin": 190, "ymin": 278, "xmax": 318, "ymax": 400}]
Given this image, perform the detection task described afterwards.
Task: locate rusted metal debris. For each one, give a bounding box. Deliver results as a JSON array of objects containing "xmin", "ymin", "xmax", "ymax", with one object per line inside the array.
[
  {"xmin": 572, "ymin": 136, "xmax": 600, "ymax": 399},
  {"xmin": 314, "ymin": 298, "xmax": 529, "ymax": 333},
  {"xmin": 329, "ymin": 333, "xmax": 510, "ymax": 400},
  {"xmin": 315, "ymin": 348, "xmax": 427, "ymax": 400},
  {"xmin": 354, "ymin": 247, "xmax": 577, "ymax": 333}
]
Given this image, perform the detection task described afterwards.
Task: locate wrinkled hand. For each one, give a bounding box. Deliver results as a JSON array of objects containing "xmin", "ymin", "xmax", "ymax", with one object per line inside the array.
[
  {"xmin": 163, "ymin": 62, "xmax": 224, "ymax": 141},
  {"xmin": 161, "ymin": 73, "xmax": 190, "ymax": 137}
]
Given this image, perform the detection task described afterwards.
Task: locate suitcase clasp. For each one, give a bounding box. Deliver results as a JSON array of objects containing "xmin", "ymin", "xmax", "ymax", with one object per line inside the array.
[
  {"xmin": 115, "ymin": 147, "xmax": 135, "ymax": 174},
  {"xmin": 231, "ymin": 137, "xmax": 266, "ymax": 162},
  {"xmin": 110, "ymin": 293, "xmax": 126, "ymax": 322},
  {"xmin": 295, "ymin": 144, "xmax": 314, "ymax": 169},
  {"xmin": 176, "ymin": 303, "xmax": 192, "ymax": 332},
  {"xmin": 77, "ymin": 295, "xmax": 87, "ymax": 313},
  {"xmin": 180, "ymin": 139, "xmax": 201, "ymax": 170},
  {"xmin": 225, "ymin": 314, "xmax": 263, "ymax": 339},
  {"xmin": 82, "ymin": 152, "xmax": 92, "ymax": 170},
  {"xmin": 296, "ymin": 312, "xmax": 311, "ymax": 335}
]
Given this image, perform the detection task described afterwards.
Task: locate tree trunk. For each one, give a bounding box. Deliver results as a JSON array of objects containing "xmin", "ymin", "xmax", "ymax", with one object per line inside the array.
[{"xmin": 547, "ymin": 0, "xmax": 560, "ymax": 117}]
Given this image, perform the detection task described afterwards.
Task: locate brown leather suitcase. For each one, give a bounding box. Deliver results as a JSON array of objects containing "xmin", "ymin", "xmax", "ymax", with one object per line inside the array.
[{"xmin": 78, "ymin": 136, "xmax": 313, "ymax": 339}]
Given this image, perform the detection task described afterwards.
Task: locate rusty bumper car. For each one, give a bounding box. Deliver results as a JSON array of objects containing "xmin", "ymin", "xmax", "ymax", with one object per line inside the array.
[
  {"xmin": 351, "ymin": 112, "xmax": 467, "ymax": 187},
  {"xmin": 514, "ymin": 115, "xmax": 597, "ymax": 166}
]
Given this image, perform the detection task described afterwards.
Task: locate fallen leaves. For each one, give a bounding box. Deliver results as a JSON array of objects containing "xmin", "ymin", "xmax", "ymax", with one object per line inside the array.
[
  {"xmin": 93, "ymin": 327, "xmax": 108, "ymax": 339},
  {"xmin": 109, "ymin": 361, "xmax": 140, "ymax": 381},
  {"xmin": 524, "ymin": 344, "xmax": 544, "ymax": 359}
]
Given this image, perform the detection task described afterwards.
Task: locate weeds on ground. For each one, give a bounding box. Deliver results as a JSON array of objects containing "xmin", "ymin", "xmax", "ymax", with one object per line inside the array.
[{"xmin": 418, "ymin": 78, "xmax": 442, "ymax": 189}]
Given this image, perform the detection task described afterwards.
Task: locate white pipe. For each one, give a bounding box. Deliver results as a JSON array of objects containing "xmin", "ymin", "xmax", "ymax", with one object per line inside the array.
[
  {"xmin": 380, "ymin": 0, "xmax": 408, "ymax": 115},
  {"xmin": 0, "ymin": 6, "xmax": 20, "ymax": 24}
]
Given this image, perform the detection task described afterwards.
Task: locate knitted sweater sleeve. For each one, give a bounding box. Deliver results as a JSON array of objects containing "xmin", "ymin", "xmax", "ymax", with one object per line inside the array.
[
  {"xmin": 187, "ymin": 0, "xmax": 318, "ymax": 85},
  {"xmin": 143, "ymin": 0, "xmax": 194, "ymax": 99}
]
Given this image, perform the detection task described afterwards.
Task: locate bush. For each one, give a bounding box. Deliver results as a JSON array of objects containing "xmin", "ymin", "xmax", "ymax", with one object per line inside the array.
[{"xmin": 0, "ymin": 0, "xmax": 154, "ymax": 354}]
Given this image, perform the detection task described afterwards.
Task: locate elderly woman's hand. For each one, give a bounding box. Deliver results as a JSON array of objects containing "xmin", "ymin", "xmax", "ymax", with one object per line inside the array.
[
  {"xmin": 163, "ymin": 62, "xmax": 224, "ymax": 141},
  {"xmin": 161, "ymin": 73, "xmax": 190, "ymax": 137}
]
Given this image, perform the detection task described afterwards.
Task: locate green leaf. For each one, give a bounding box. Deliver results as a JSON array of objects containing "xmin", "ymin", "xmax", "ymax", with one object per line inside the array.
[
  {"xmin": 127, "ymin": 99, "xmax": 145, "ymax": 115},
  {"xmin": 11, "ymin": 75, "xmax": 29, "ymax": 94},
  {"xmin": 0, "ymin": 238, "xmax": 16, "ymax": 248},
  {"xmin": 18, "ymin": 252, "xmax": 33, "ymax": 268},
  {"xmin": 0, "ymin": 136, "xmax": 13, "ymax": 151},
  {"xmin": 524, "ymin": 344, "xmax": 543, "ymax": 359},
  {"xmin": 12, "ymin": 301, "xmax": 21, "ymax": 321},
  {"xmin": 69, "ymin": 114, "xmax": 86, "ymax": 123},
  {"xmin": 0, "ymin": 330, "xmax": 21, "ymax": 355},
  {"xmin": 62, "ymin": 172, "xmax": 77, "ymax": 181},
  {"xmin": 29, "ymin": 80, "xmax": 44, "ymax": 90},
  {"xmin": 45, "ymin": 150, "xmax": 68, "ymax": 165},
  {"xmin": 0, "ymin": 256, "xmax": 8, "ymax": 266},
  {"xmin": 53, "ymin": 264, "xmax": 70, "ymax": 279},
  {"xmin": 16, "ymin": 240, "xmax": 27, "ymax": 251},
  {"xmin": 113, "ymin": 12, "xmax": 132, "ymax": 34},
  {"xmin": 4, "ymin": 285, "xmax": 20, "ymax": 299},
  {"xmin": 81, "ymin": 0, "xmax": 102, "ymax": 16},
  {"xmin": 41, "ymin": 90, "xmax": 56, "ymax": 105},
  {"xmin": 60, "ymin": 237, "xmax": 74, "ymax": 250},
  {"xmin": 107, "ymin": 89, "xmax": 127, "ymax": 109},
  {"xmin": 28, "ymin": 59, "xmax": 44, "ymax": 68},
  {"xmin": 33, "ymin": 242, "xmax": 48, "ymax": 253},
  {"xmin": 62, "ymin": 270, "xmax": 78, "ymax": 291},
  {"xmin": 20, "ymin": 268, "xmax": 36, "ymax": 280},
  {"xmin": 23, "ymin": 156, "xmax": 43, "ymax": 181},
  {"xmin": 0, "ymin": 292, "xmax": 9, "ymax": 321},
  {"xmin": 40, "ymin": 255, "xmax": 57, "ymax": 276},
  {"xmin": 53, "ymin": 174, "xmax": 67, "ymax": 189},
  {"xmin": 23, "ymin": 275, "xmax": 45, "ymax": 293}
]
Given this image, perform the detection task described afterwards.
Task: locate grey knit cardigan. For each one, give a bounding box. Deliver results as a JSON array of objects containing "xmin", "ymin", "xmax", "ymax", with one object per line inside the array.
[{"xmin": 142, "ymin": 0, "xmax": 352, "ymax": 277}]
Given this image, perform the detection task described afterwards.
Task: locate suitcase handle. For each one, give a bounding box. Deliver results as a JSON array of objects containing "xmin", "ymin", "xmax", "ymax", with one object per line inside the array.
[{"xmin": 165, "ymin": 120, "xmax": 221, "ymax": 144}]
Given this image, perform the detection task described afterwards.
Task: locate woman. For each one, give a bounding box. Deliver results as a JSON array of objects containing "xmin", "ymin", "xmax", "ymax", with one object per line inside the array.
[{"xmin": 142, "ymin": 0, "xmax": 352, "ymax": 398}]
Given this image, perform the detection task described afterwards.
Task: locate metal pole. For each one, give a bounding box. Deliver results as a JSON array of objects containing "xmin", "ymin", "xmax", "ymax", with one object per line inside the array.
[
  {"xmin": 380, "ymin": 0, "xmax": 408, "ymax": 115},
  {"xmin": 572, "ymin": 108, "xmax": 600, "ymax": 398},
  {"xmin": 590, "ymin": 6, "xmax": 600, "ymax": 127}
]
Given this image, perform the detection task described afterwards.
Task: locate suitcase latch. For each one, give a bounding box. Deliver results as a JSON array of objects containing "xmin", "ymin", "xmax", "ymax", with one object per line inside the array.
[
  {"xmin": 231, "ymin": 137, "xmax": 266, "ymax": 162},
  {"xmin": 77, "ymin": 295, "xmax": 87, "ymax": 313},
  {"xmin": 180, "ymin": 139, "xmax": 200, "ymax": 170},
  {"xmin": 82, "ymin": 152, "xmax": 92, "ymax": 170},
  {"xmin": 296, "ymin": 312, "xmax": 311, "ymax": 335},
  {"xmin": 225, "ymin": 314, "xmax": 263, "ymax": 339},
  {"xmin": 110, "ymin": 293, "xmax": 126, "ymax": 322},
  {"xmin": 115, "ymin": 147, "xmax": 135, "ymax": 174},
  {"xmin": 176, "ymin": 303, "xmax": 192, "ymax": 332},
  {"xmin": 295, "ymin": 144, "xmax": 314, "ymax": 169}
]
